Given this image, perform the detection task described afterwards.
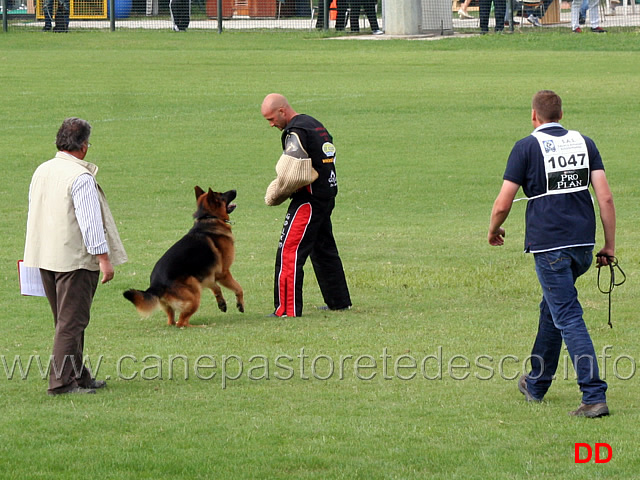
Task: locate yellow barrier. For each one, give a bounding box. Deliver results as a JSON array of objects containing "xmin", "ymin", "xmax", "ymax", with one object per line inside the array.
[{"xmin": 36, "ymin": 0, "xmax": 108, "ymax": 19}]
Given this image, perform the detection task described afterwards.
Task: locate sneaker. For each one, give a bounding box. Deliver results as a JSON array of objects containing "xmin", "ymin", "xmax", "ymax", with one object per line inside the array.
[
  {"xmin": 591, "ymin": 26, "xmax": 607, "ymax": 33},
  {"xmin": 518, "ymin": 375, "xmax": 542, "ymax": 403},
  {"xmin": 527, "ymin": 14, "xmax": 542, "ymax": 27},
  {"xmin": 579, "ymin": 15, "xmax": 585, "ymax": 24},
  {"xmin": 458, "ymin": 8, "xmax": 474, "ymax": 19},
  {"xmin": 372, "ymin": 30, "xmax": 384, "ymax": 35},
  {"xmin": 569, "ymin": 402, "xmax": 609, "ymax": 418},
  {"xmin": 266, "ymin": 312, "xmax": 288, "ymax": 318},
  {"xmin": 573, "ymin": 27, "xmax": 583, "ymax": 33},
  {"xmin": 504, "ymin": 20, "xmax": 520, "ymax": 26},
  {"xmin": 527, "ymin": 15, "xmax": 542, "ymax": 27},
  {"xmin": 317, "ymin": 305, "xmax": 352, "ymax": 311}
]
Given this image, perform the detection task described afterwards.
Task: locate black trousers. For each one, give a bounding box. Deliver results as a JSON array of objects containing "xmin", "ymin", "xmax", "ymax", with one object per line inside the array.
[
  {"xmin": 349, "ymin": 0, "xmax": 379, "ymax": 31},
  {"xmin": 40, "ymin": 268, "xmax": 99, "ymax": 394},
  {"xmin": 170, "ymin": 0, "xmax": 191, "ymax": 30},
  {"xmin": 480, "ymin": 0, "xmax": 506, "ymax": 31},
  {"xmin": 273, "ymin": 194, "xmax": 351, "ymax": 317}
]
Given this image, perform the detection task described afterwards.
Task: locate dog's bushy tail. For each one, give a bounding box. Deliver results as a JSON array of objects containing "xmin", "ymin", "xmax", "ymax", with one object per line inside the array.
[{"xmin": 123, "ymin": 288, "xmax": 161, "ymax": 317}]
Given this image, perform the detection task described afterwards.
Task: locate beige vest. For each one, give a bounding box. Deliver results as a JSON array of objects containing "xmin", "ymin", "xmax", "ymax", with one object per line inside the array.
[{"xmin": 24, "ymin": 152, "xmax": 127, "ymax": 272}]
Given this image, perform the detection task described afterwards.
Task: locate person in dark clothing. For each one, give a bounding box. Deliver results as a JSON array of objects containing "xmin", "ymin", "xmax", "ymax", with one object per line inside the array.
[
  {"xmin": 261, "ymin": 93, "xmax": 352, "ymax": 317},
  {"xmin": 479, "ymin": 0, "xmax": 506, "ymax": 33},
  {"xmin": 348, "ymin": 0, "xmax": 382, "ymax": 33},
  {"xmin": 42, "ymin": 0, "xmax": 69, "ymax": 32},
  {"xmin": 170, "ymin": 0, "xmax": 191, "ymax": 31}
]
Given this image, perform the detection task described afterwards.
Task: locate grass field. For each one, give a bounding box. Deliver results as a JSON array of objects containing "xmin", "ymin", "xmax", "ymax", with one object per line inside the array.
[{"xmin": 1, "ymin": 30, "xmax": 639, "ymax": 479}]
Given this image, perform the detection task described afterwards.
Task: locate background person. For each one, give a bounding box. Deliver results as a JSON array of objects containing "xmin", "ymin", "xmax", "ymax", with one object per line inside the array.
[
  {"xmin": 24, "ymin": 117, "xmax": 128, "ymax": 395},
  {"xmin": 479, "ymin": 0, "xmax": 506, "ymax": 33},
  {"xmin": 572, "ymin": 0, "xmax": 606, "ymax": 32},
  {"xmin": 348, "ymin": 0, "xmax": 383, "ymax": 34},
  {"xmin": 42, "ymin": 0, "xmax": 69, "ymax": 32},
  {"xmin": 261, "ymin": 93, "xmax": 352, "ymax": 318},
  {"xmin": 170, "ymin": 0, "xmax": 191, "ymax": 31},
  {"xmin": 488, "ymin": 90, "xmax": 616, "ymax": 418}
]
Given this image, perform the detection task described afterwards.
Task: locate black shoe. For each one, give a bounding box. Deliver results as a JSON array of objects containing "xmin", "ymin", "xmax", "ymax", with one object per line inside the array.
[
  {"xmin": 579, "ymin": 15, "xmax": 585, "ymax": 24},
  {"xmin": 83, "ymin": 379, "xmax": 107, "ymax": 390},
  {"xmin": 518, "ymin": 375, "xmax": 542, "ymax": 403},
  {"xmin": 266, "ymin": 312, "xmax": 287, "ymax": 318},
  {"xmin": 42, "ymin": 25, "xmax": 52, "ymax": 31},
  {"xmin": 569, "ymin": 402, "xmax": 609, "ymax": 418},
  {"xmin": 48, "ymin": 387, "xmax": 96, "ymax": 396}
]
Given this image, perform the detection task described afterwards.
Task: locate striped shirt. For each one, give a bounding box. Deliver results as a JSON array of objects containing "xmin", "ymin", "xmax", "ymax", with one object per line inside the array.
[{"xmin": 71, "ymin": 173, "xmax": 108, "ymax": 255}]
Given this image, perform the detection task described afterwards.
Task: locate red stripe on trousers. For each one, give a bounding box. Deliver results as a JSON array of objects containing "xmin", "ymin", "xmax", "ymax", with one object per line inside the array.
[{"xmin": 275, "ymin": 203, "xmax": 312, "ymax": 317}]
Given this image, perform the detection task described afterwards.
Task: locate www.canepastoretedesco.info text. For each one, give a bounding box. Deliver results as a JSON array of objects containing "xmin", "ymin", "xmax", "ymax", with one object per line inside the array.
[{"xmin": 1, "ymin": 346, "xmax": 635, "ymax": 389}]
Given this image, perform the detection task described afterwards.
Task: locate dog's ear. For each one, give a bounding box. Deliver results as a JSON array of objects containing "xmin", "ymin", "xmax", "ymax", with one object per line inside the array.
[{"xmin": 195, "ymin": 186, "xmax": 205, "ymax": 199}]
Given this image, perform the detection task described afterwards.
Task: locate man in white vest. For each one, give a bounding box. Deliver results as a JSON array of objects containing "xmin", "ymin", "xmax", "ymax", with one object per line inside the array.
[
  {"xmin": 24, "ymin": 118, "xmax": 127, "ymax": 396},
  {"xmin": 487, "ymin": 91, "xmax": 616, "ymax": 418}
]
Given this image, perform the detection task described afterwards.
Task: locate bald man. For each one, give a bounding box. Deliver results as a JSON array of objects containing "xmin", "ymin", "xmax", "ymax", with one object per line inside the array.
[{"xmin": 261, "ymin": 94, "xmax": 352, "ymax": 317}]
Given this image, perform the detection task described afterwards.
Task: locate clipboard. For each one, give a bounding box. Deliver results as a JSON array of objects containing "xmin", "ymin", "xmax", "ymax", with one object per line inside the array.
[{"xmin": 17, "ymin": 260, "xmax": 46, "ymax": 297}]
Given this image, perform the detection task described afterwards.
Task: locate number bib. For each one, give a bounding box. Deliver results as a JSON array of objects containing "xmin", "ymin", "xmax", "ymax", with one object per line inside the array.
[{"xmin": 531, "ymin": 130, "xmax": 590, "ymax": 197}]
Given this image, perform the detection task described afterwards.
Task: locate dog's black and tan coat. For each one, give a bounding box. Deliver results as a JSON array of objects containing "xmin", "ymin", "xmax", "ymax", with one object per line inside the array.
[{"xmin": 123, "ymin": 186, "xmax": 244, "ymax": 327}]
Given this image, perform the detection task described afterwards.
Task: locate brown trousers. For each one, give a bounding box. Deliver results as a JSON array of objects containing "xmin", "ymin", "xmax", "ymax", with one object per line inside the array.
[{"xmin": 40, "ymin": 269, "xmax": 99, "ymax": 394}]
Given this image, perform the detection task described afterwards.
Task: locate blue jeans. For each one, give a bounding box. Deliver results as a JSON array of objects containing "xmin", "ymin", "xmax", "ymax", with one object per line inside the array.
[{"xmin": 526, "ymin": 247, "xmax": 607, "ymax": 404}]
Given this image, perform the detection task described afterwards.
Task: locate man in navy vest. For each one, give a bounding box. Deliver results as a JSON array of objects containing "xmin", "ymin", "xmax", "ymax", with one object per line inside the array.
[{"xmin": 488, "ymin": 90, "xmax": 616, "ymax": 418}]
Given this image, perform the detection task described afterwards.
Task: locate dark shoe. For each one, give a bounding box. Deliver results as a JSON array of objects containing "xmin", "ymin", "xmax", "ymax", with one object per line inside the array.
[
  {"xmin": 317, "ymin": 305, "xmax": 352, "ymax": 311},
  {"xmin": 266, "ymin": 312, "xmax": 287, "ymax": 318},
  {"xmin": 518, "ymin": 375, "xmax": 542, "ymax": 403},
  {"xmin": 591, "ymin": 26, "xmax": 607, "ymax": 33},
  {"xmin": 573, "ymin": 27, "xmax": 583, "ymax": 33},
  {"xmin": 579, "ymin": 15, "xmax": 585, "ymax": 24},
  {"xmin": 504, "ymin": 20, "xmax": 520, "ymax": 26},
  {"xmin": 569, "ymin": 402, "xmax": 609, "ymax": 418},
  {"xmin": 42, "ymin": 25, "xmax": 52, "ymax": 31},
  {"xmin": 84, "ymin": 379, "xmax": 107, "ymax": 390},
  {"xmin": 49, "ymin": 387, "xmax": 96, "ymax": 396}
]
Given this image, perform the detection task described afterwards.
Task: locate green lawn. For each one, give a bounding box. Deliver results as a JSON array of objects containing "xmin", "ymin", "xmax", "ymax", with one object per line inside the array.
[{"xmin": 1, "ymin": 30, "xmax": 639, "ymax": 479}]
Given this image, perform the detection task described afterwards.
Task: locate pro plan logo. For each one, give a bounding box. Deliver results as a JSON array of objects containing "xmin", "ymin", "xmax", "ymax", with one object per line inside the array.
[{"xmin": 574, "ymin": 443, "xmax": 612, "ymax": 464}]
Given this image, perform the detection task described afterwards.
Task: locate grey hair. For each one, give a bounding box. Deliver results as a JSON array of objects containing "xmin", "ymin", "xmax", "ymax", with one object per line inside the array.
[{"xmin": 56, "ymin": 118, "xmax": 91, "ymax": 152}]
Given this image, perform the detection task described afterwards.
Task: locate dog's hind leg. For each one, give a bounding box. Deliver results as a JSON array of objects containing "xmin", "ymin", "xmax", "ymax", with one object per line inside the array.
[
  {"xmin": 176, "ymin": 307, "xmax": 199, "ymax": 328},
  {"xmin": 175, "ymin": 282, "xmax": 203, "ymax": 328},
  {"xmin": 210, "ymin": 284, "xmax": 227, "ymax": 312},
  {"xmin": 160, "ymin": 303, "xmax": 176, "ymax": 326},
  {"xmin": 216, "ymin": 272, "xmax": 245, "ymax": 313}
]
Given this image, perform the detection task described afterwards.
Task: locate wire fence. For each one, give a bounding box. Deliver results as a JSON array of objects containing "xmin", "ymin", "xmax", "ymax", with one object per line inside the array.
[{"xmin": 1, "ymin": 0, "xmax": 639, "ymax": 32}]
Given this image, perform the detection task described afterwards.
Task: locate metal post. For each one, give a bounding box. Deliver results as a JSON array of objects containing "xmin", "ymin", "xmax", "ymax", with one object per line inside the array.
[
  {"xmin": 2, "ymin": 0, "xmax": 8, "ymax": 33},
  {"xmin": 110, "ymin": 0, "xmax": 115, "ymax": 30},
  {"xmin": 508, "ymin": 0, "xmax": 514, "ymax": 31},
  {"xmin": 323, "ymin": 0, "xmax": 328, "ymax": 30},
  {"xmin": 217, "ymin": 0, "xmax": 222, "ymax": 33}
]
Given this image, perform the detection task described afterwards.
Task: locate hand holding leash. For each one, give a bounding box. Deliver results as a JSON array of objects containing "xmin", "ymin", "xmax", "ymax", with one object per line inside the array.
[{"xmin": 596, "ymin": 253, "xmax": 626, "ymax": 328}]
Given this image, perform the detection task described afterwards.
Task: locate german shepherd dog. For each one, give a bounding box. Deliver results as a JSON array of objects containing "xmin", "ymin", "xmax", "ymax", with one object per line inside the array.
[{"xmin": 123, "ymin": 186, "xmax": 244, "ymax": 327}]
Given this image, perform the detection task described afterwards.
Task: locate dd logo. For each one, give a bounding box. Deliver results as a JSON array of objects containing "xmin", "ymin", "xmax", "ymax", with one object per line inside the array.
[{"xmin": 574, "ymin": 443, "xmax": 612, "ymax": 464}]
